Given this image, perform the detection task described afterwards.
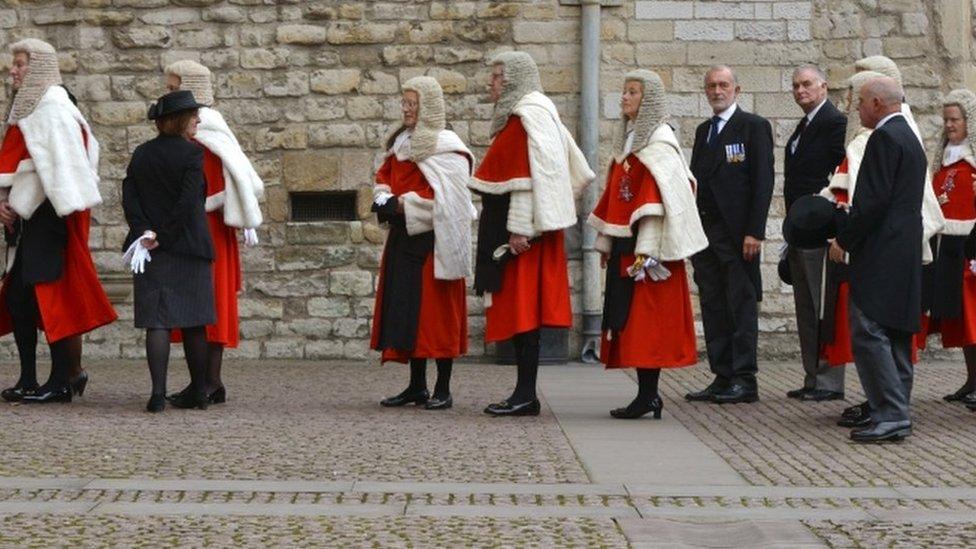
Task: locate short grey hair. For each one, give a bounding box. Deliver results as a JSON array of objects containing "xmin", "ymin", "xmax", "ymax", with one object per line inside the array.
[
  {"xmin": 862, "ymin": 76, "xmax": 903, "ymax": 107},
  {"xmin": 792, "ymin": 64, "xmax": 826, "ymax": 83},
  {"xmin": 704, "ymin": 65, "xmax": 737, "ymax": 86}
]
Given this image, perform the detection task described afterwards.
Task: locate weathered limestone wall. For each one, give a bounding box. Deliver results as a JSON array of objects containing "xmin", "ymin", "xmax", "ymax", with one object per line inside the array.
[{"xmin": 0, "ymin": 0, "xmax": 971, "ymax": 362}]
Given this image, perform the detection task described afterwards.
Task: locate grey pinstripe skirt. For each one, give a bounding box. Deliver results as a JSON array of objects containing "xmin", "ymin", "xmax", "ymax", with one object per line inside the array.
[{"xmin": 133, "ymin": 249, "xmax": 215, "ymax": 329}]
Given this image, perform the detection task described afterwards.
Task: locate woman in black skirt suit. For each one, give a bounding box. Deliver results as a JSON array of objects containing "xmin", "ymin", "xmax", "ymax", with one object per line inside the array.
[{"xmin": 122, "ymin": 90, "xmax": 215, "ymax": 413}]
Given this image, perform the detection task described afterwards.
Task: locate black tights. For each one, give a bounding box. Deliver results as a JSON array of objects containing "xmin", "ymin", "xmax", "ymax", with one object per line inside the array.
[
  {"xmin": 146, "ymin": 327, "xmax": 208, "ymax": 398},
  {"xmin": 509, "ymin": 329, "xmax": 540, "ymax": 405},
  {"xmin": 635, "ymin": 369, "xmax": 661, "ymax": 402},
  {"xmin": 207, "ymin": 343, "xmax": 224, "ymax": 392},
  {"xmin": 407, "ymin": 358, "xmax": 453, "ymax": 398},
  {"xmin": 11, "ymin": 314, "xmax": 38, "ymax": 389}
]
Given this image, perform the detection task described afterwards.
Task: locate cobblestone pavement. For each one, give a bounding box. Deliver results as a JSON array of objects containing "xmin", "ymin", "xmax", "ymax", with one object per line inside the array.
[
  {"xmin": 2, "ymin": 357, "xmax": 976, "ymax": 546},
  {"xmin": 0, "ymin": 360, "xmax": 586, "ymax": 483},
  {"xmin": 655, "ymin": 352, "xmax": 976, "ymax": 487}
]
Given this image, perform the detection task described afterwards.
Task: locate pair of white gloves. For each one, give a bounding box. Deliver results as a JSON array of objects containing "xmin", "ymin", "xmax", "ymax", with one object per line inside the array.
[
  {"xmin": 627, "ymin": 255, "xmax": 671, "ymax": 282},
  {"xmin": 123, "ymin": 228, "xmax": 259, "ymax": 274}
]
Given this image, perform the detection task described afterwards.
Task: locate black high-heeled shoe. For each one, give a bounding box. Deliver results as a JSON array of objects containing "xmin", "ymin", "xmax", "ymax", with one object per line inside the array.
[
  {"xmin": 70, "ymin": 372, "xmax": 89, "ymax": 397},
  {"xmin": 380, "ymin": 389, "xmax": 429, "ymax": 407},
  {"xmin": 169, "ymin": 391, "xmax": 208, "ymax": 410},
  {"xmin": 1, "ymin": 384, "xmax": 38, "ymax": 402},
  {"xmin": 146, "ymin": 394, "xmax": 166, "ymax": 413},
  {"xmin": 22, "ymin": 385, "xmax": 72, "ymax": 404},
  {"xmin": 610, "ymin": 396, "xmax": 663, "ymax": 419}
]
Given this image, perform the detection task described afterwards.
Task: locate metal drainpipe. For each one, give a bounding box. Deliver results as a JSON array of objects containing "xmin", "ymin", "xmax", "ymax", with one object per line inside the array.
[{"xmin": 578, "ymin": 0, "xmax": 602, "ymax": 363}]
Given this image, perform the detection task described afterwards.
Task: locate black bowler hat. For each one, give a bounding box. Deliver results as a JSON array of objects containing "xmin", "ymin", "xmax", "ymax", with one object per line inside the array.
[
  {"xmin": 778, "ymin": 255, "xmax": 793, "ymax": 286},
  {"xmin": 147, "ymin": 90, "xmax": 205, "ymax": 120},
  {"xmin": 784, "ymin": 195, "xmax": 846, "ymax": 249}
]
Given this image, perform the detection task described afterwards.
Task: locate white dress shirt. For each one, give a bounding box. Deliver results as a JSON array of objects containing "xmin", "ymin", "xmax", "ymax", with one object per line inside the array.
[
  {"xmin": 710, "ymin": 103, "xmax": 738, "ymax": 138},
  {"xmin": 790, "ymin": 99, "xmax": 827, "ymax": 154}
]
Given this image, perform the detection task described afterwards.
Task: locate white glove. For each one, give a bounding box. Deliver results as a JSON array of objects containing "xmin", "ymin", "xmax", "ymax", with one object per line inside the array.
[
  {"xmin": 243, "ymin": 228, "xmax": 259, "ymax": 246},
  {"xmin": 122, "ymin": 232, "xmax": 155, "ymax": 274},
  {"xmin": 374, "ymin": 191, "xmax": 394, "ymax": 207},
  {"xmin": 969, "ymin": 259, "xmax": 976, "ymax": 275},
  {"xmin": 631, "ymin": 256, "xmax": 671, "ymax": 282}
]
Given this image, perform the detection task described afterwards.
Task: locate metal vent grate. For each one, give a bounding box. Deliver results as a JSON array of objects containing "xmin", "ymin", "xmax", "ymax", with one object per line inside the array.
[{"xmin": 290, "ymin": 191, "xmax": 357, "ymax": 222}]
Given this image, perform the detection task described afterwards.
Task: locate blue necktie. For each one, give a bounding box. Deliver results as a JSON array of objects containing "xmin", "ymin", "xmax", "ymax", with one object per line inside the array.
[{"xmin": 707, "ymin": 115, "xmax": 722, "ymax": 147}]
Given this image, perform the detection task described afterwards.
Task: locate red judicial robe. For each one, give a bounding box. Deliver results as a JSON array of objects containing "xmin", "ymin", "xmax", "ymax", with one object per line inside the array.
[
  {"xmin": 0, "ymin": 125, "xmax": 117, "ymax": 343},
  {"xmin": 172, "ymin": 145, "xmax": 241, "ymax": 347},
  {"xmin": 370, "ymin": 154, "xmax": 468, "ymax": 363},
  {"xmin": 474, "ymin": 116, "xmax": 572, "ymax": 343},
  {"xmin": 917, "ymin": 158, "xmax": 976, "ymax": 349},
  {"xmin": 591, "ymin": 155, "xmax": 697, "ymax": 369}
]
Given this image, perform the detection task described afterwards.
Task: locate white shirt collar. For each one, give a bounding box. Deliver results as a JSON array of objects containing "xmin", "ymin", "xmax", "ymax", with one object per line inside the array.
[
  {"xmin": 805, "ymin": 99, "xmax": 827, "ymax": 122},
  {"xmin": 876, "ymin": 111, "xmax": 903, "ymax": 129},
  {"xmin": 943, "ymin": 142, "xmax": 970, "ymax": 167},
  {"xmin": 715, "ymin": 103, "xmax": 737, "ymax": 122},
  {"xmin": 623, "ymin": 128, "xmax": 635, "ymax": 157}
]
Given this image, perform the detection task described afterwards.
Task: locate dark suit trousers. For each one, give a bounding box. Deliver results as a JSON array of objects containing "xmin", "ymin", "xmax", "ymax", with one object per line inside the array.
[
  {"xmin": 849, "ymin": 300, "xmax": 913, "ymax": 423},
  {"xmin": 691, "ymin": 219, "xmax": 759, "ymax": 389},
  {"xmin": 787, "ymin": 246, "xmax": 845, "ymax": 392}
]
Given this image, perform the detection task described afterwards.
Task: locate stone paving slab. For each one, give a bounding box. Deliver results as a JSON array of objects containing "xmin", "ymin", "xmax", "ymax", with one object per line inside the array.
[
  {"xmin": 807, "ymin": 520, "xmax": 976, "ymax": 548},
  {"xmin": 619, "ymin": 518, "xmax": 826, "ymax": 548},
  {"xmin": 539, "ymin": 366, "xmax": 747, "ymax": 486},
  {"xmin": 351, "ymin": 480, "xmax": 628, "ymax": 496},
  {"xmin": 87, "ymin": 479, "xmax": 355, "ymax": 493}
]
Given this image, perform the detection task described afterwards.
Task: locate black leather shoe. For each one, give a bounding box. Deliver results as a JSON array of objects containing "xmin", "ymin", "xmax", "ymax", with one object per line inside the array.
[
  {"xmin": 146, "ymin": 394, "xmax": 166, "ymax": 413},
  {"xmin": 842, "ymin": 401, "xmax": 870, "ymax": 419},
  {"xmin": 169, "ymin": 391, "xmax": 208, "ymax": 410},
  {"xmin": 850, "ymin": 421, "xmax": 912, "ymax": 443},
  {"xmin": 961, "ymin": 392, "xmax": 976, "ymax": 406},
  {"xmin": 943, "ymin": 385, "xmax": 974, "ymax": 402},
  {"xmin": 22, "ymin": 385, "xmax": 72, "ymax": 404},
  {"xmin": 209, "ymin": 386, "xmax": 226, "ymax": 404},
  {"xmin": 787, "ymin": 388, "xmax": 810, "ymax": 399},
  {"xmin": 837, "ymin": 414, "xmax": 871, "ymax": 428},
  {"xmin": 966, "ymin": 399, "xmax": 976, "ymax": 411},
  {"xmin": 610, "ymin": 396, "xmax": 663, "ymax": 419},
  {"xmin": 712, "ymin": 384, "xmax": 759, "ymax": 404},
  {"xmin": 69, "ymin": 372, "xmax": 89, "ymax": 397},
  {"xmin": 380, "ymin": 389, "xmax": 429, "ymax": 407},
  {"xmin": 484, "ymin": 399, "xmax": 540, "ymax": 416},
  {"xmin": 799, "ymin": 389, "xmax": 844, "ymax": 402},
  {"xmin": 1, "ymin": 384, "xmax": 38, "ymax": 402},
  {"xmin": 424, "ymin": 394, "xmax": 452, "ymax": 410},
  {"xmin": 685, "ymin": 383, "xmax": 724, "ymax": 402}
]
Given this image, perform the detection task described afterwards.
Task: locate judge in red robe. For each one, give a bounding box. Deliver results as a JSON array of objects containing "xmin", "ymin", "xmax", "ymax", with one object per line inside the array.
[
  {"xmin": 163, "ymin": 60, "xmax": 265, "ymax": 406},
  {"xmin": 470, "ymin": 52, "xmax": 594, "ymax": 416},
  {"xmin": 588, "ymin": 70, "xmax": 706, "ymax": 419},
  {"xmin": 371, "ymin": 76, "xmax": 476, "ymax": 411},
  {"xmin": 0, "ymin": 39, "xmax": 116, "ymax": 403},
  {"xmin": 916, "ymin": 89, "xmax": 976, "ymax": 405}
]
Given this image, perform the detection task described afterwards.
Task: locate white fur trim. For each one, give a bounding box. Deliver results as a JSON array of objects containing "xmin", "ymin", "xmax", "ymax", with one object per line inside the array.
[
  {"xmin": 205, "ymin": 190, "xmax": 225, "ymax": 213},
  {"xmin": 373, "ymin": 184, "xmax": 392, "ymax": 198},
  {"xmin": 634, "ymin": 216, "xmax": 664, "ymax": 257},
  {"xmin": 512, "ymin": 92, "xmax": 595, "ymax": 232},
  {"xmin": 402, "ymin": 191, "xmax": 434, "ymax": 235},
  {"xmin": 468, "ymin": 176, "xmax": 533, "ymax": 195},
  {"xmin": 0, "ymin": 159, "xmax": 44, "ymax": 219},
  {"xmin": 13, "ymin": 86, "xmax": 100, "ymax": 218},
  {"xmin": 415, "ymin": 130, "xmax": 479, "ymax": 280},
  {"xmin": 942, "ymin": 218, "xmax": 976, "ymax": 236},
  {"xmin": 631, "ymin": 125, "xmax": 708, "ymax": 261},
  {"xmin": 506, "ymin": 190, "xmax": 538, "ymax": 237},
  {"xmin": 194, "ymin": 107, "xmax": 264, "ymax": 229}
]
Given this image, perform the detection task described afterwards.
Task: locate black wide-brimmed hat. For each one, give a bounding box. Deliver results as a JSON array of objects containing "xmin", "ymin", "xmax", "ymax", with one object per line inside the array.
[
  {"xmin": 784, "ymin": 195, "xmax": 847, "ymax": 249},
  {"xmin": 147, "ymin": 90, "xmax": 205, "ymax": 120},
  {"xmin": 778, "ymin": 254, "xmax": 793, "ymax": 286}
]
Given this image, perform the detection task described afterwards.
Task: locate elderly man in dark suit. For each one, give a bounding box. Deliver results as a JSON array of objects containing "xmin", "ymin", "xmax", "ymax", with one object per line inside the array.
[
  {"xmin": 829, "ymin": 77, "xmax": 926, "ymax": 443},
  {"xmin": 784, "ymin": 65, "xmax": 847, "ymax": 402},
  {"xmin": 686, "ymin": 65, "xmax": 774, "ymax": 404}
]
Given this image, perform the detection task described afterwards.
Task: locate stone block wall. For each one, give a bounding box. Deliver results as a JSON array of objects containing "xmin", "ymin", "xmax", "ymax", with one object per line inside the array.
[{"xmin": 0, "ymin": 0, "xmax": 971, "ymax": 362}]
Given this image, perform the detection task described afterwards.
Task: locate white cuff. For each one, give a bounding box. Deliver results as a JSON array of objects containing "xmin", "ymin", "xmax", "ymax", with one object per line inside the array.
[
  {"xmin": 402, "ymin": 192, "xmax": 435, "ymax": 235},
  {"xmin": 634, "ymin": 216, "xmax": 663, "ymax": 257},
  {"xmin": 506, "ymin": 190, "xmax": 538, "ymax": 237},
  {"xmin": 594, "ymin": 233, "xmax": 612, "ymax": 254}
]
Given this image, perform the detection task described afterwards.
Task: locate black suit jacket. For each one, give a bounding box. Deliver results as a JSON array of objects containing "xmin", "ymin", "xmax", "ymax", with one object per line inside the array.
[
  {"xmin": 122, "ymin": 135, "xmax": 213, "ymax": 260},
  {"xmin": 691, "ymin": 106, "xmax": 775, "ymax": 295},
  {"xmin": 836, "ymin": 115, "xmax": 925, "ymax": 333},
  {"xmin": 783, "ymin": 99, "xmax": 847, "ymax": 211}
]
